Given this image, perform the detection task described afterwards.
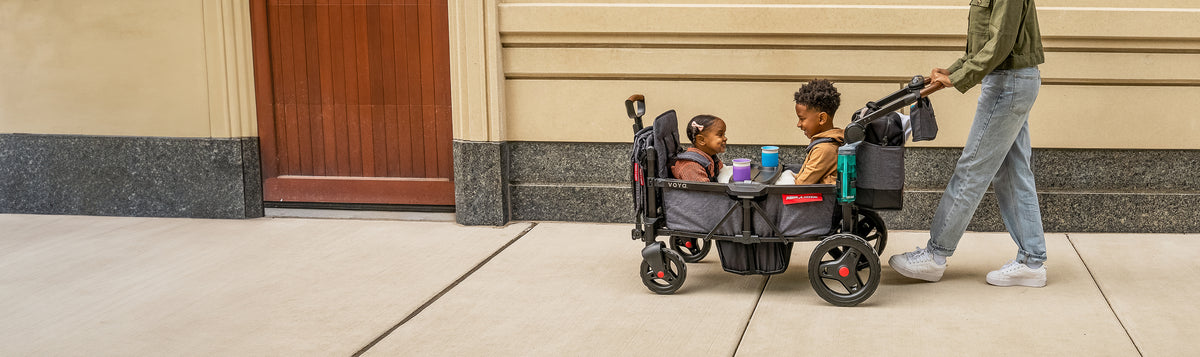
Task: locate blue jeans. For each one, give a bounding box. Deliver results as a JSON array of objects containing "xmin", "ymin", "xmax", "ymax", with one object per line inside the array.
[{"xmin": 927, "ymin": 66, "xmax": 1047, "ymax": 264}]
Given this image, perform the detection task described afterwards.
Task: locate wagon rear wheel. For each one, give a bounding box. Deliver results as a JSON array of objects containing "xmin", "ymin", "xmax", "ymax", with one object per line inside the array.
[
  {"xmin": 808, "ymin": 234, "xmax": 881, "ymax": 307},
  {"xmin": 670, "ymin": 236, "xmax": 711, "ymax": 263},
  {"xmin": 854, "ymin": 209, "xmax": 888, "ymax": 254}
]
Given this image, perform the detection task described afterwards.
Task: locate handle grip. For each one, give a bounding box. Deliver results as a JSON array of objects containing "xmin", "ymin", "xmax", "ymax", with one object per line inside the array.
[
  {"xmin": 625, "ymin": 94, "xmax": 646, "ymax": 120},
  {"xmin": 625, "ymin": 94, "xmax": 647, "ymax": 132},
  {"xmin": 921, "ymin": 82, "xmax": 945, "ymax": 97}
]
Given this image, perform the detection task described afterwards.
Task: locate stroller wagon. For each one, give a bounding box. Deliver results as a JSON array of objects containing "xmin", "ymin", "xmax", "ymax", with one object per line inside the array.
[{"xmin": 627, "ymin": 76, "xmax": 940, "ymax": 306}]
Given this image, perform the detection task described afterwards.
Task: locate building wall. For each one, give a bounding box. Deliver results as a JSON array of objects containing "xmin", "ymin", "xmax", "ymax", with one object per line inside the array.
[
  {"xmin": 496, "ymin": 0, "xmax": 1200, "ymax": 149},
  {"xmin": 0, "ymin": 0, "xmax": 261, "ymax": 218},
  {"xmin": 3, "ymin": 1, "xmax": 1198, "ymax": 230},
  {"xmin": 0, "ymin": 0, "xmax": 256, "ymax": 138},
  {"xmin": 16, "ymin": 1, "xmax": 1196, "ymax": 146},
  {"xmin": 451, "ymin": 1, "xmax": 1200, "ymax": 231}
]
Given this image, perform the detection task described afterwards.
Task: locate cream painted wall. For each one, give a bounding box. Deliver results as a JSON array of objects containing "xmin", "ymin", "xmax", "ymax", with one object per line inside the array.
[
  {"xmin": 5, "ymin": 1, "xmax": 1197, "ymax": 148},
  {"xmin": 493, "ymin": 1, "xmax": 1200, "ymax": 149},
  {"xmin": 0, "ymin": 0, "xmax": 255, "ymax": 138}
]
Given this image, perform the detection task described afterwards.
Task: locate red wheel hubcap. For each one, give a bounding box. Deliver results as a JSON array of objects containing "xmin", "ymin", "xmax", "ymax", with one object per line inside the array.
[
  {"xmin": 838, "ymin": 266, "xmax": 850, "ymax": 277},
  {"xmin": 657, "ymin": 271, "xmax": 665, "ymax": 278}
]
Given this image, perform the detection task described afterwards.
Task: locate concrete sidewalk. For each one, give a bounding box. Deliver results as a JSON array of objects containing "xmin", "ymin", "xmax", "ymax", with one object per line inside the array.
[{"xmin": 1, "ymin": 214, "xmax": 1196, "ymax": 356}]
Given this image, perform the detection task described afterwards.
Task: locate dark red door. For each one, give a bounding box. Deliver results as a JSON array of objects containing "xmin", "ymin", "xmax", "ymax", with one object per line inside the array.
[{"xmin": 250, "ymin": 0, "xmax": 454, "ymax": 205}]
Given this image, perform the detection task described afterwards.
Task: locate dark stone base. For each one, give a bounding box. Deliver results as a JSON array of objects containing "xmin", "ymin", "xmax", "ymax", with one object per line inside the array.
[
  {"xmin": 511, "ymin": 184, "xmax": 629, "ymax": 223},
  {"xmin": 504, "ymin": 183, "xmax": 1200, "ymax": 233},
  {"xmin": 495, "ymin": 141, "xmax": 1200, "ymax": 233},
  {"xmin": 453, "ymin": 140, "xmax": 510, "ymax": 225},
  {"xmin": 878, "ymin": 191, "xmax": 1200, "ymax": 233},
  {"xmin": 0, "ymin": 134, "xmax": 262, "ymax": 219},
  {"xmin": 901, "ymin": 147, "xmax": 1200, "ymax": 192},
  {"xmin": 240, "ymin": 138, "xmax": 264, "ymax": 218}
]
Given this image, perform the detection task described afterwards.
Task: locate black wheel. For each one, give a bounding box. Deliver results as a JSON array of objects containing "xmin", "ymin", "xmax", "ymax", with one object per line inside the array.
[
  {"xmin": 640, "ymin": 248, "xmax": 687, "ymax": 294},
  {"xmin": 669, "ymin": 236, "xmax": 711, "ymax": 263},
  {"xmin": 854, "ymin": 209, "xmax": 888, "ymax": 255},
  {"xmin": 808, "ymin": 234, "xmax": 881, "ymax": 307}
]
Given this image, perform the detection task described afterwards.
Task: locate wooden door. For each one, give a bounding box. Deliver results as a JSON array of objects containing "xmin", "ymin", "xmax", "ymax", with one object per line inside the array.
[{"xmin": 250, "ymin": 0, "xmax": 454, "ymax": 206}]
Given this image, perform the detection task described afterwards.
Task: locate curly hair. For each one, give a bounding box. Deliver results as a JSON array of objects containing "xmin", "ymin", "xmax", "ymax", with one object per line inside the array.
[
  {"xmin": 685, "ymin": 114, "xmax": 722, "ymax": 144},
  {"xmin": 793, "ymin": 79, "xmax": 841, "ymax": 118}
]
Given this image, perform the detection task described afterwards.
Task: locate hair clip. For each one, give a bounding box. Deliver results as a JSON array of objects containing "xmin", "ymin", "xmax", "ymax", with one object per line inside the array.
[{"xmin": 690, "ymin": 122, "xmax": 705, "ymax": 131}]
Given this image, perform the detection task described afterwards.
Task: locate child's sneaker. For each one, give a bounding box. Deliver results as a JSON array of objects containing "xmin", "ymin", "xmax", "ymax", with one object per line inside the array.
[
  {"xmin": 986, "ymin": 260, "xmax": 1047, "ymax": 287},
  {"xmin": 888, "ymin": 247, "xmax": 946, "ymax": 282}
]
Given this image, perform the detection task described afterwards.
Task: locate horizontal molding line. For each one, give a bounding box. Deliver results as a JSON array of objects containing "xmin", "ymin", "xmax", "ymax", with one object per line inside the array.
[
  {"xmin": 501, "ymin": 31, "xmax": 964, "ymax": 39},
  {"xmin": 503, "ymin": 43, "xmax": 965, "ymax": 51},
  {"xmin": 500, "ymin": 32, "xmax": 1200, "ymax": 54},
  {"xmin": 502, "ymin": 4, "xmax": 1200, "ymax": 12},
  {"xmin": 502, "ymin": 4, "xmax": 965, "ymax": 10},
  {"xmin": 501, "ymin": 31, "xmax": 1200, "ymax": 42},
  {"xmin": 504, "ymin": 74, "xmax": 1200, "ymax": 87},
  {"xmin": 501, "ymin": 42, "xmax": 1200, "ymax": 55},
  {"xmin": 498, "ymin": 6, "xmax": 1200, "ymax": 40}
]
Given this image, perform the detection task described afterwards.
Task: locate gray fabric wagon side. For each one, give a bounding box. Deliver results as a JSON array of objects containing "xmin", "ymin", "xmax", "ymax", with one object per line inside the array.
[
  {"xmin": 754, "ymin": 185, "xmax": 838, "ymax": 237},
  {"xmin": 661, "ymin": 181, "xmax": 837, "ymax": 275},
  {"xmin": 663, "ymin": 185, "xmax": 741, "ymax": 236}
]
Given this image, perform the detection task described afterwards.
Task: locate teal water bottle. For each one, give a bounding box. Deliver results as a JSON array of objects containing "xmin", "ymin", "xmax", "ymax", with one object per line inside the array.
[{"xmin": 837, "ymin": 143, "xmax": 858, "ymax": 203}]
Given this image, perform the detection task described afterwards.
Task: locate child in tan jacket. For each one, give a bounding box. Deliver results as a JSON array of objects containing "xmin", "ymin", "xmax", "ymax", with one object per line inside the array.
[{"xmin": 792, "ymin": 80, "xmax": 845, "ymax": 185}]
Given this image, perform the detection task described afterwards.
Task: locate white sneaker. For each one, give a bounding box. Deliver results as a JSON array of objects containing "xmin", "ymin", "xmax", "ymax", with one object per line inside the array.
[
  {"xmin": 986, "ymin": 260, "xmax": 1047, "ymax": 287},
  {"xmin": 888, "ymin": 247, "xmax": 946, "ymax": 282}
]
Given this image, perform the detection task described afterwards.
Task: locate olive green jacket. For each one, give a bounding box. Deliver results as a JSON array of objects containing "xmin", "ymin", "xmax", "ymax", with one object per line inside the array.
[{"xmin": 946, "ymin": 0, "xmax": 1045, "ymax": 93}]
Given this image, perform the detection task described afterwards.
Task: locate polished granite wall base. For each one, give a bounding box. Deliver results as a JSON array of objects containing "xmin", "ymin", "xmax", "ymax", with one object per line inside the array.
[
  {"xmin": 0, "ymin": 134, "xmax": 263, "ymax": 219},
  {"xmin": 498, "ymin": 141, "xmax": 1200, "ymax": 233},
  {"xmin": 453, "ymin": 140, "xmax": 510, "ymax": 225},
  {"xmin": 878, "ymin": 191, "xmax": 1200, "ymax": 233},
  {"xmin": 511, "ymin": 184, "xmax": 630, "ymax": 223}
]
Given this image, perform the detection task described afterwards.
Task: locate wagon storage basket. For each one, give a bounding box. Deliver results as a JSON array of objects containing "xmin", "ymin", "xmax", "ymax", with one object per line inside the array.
[{"xmin": 716, "ymin": 241, "xmax": 793, "ymax": 275}]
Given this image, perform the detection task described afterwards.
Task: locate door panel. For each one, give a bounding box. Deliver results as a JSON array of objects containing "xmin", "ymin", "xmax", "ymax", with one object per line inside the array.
[{"xmin": 251, "ymin": 0, "xmax": 454, "ymax": 206}]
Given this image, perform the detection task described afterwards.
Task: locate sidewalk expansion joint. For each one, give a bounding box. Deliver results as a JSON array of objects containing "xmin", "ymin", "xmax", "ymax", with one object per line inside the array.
[
  {"xmin": 731, "ymin": 275, "xmax": 769, "ymax": 357},
  {"xmin": 1067, "ymin": 233, "xmax": 1144, "ymax": 357},
  {"xmin": 352, "ymin": 222, "xmax": 539, "ymax": 357}
]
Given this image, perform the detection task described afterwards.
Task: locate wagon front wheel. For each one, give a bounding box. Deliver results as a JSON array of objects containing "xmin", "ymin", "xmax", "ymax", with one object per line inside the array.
[
  {"xmin": 808, "ymin": 234, "xmax": 881, "ymax": 307},
  {"xmin": 670, "ymin": 236, "xmax": 711, "ymax": 263},
  {"xmin": 640, "ymin": 248, "xmax": 687, "ymax": 294}
]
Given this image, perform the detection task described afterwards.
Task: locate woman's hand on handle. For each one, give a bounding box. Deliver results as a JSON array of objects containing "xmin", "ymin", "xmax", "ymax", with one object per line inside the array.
[
  {"xmin": 923, "ymin": 68, "xmax": 952, "ymax": 97},
  {"xmin": 930, "ymin": 71, "xmax": 953, "ymax": 88}
]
